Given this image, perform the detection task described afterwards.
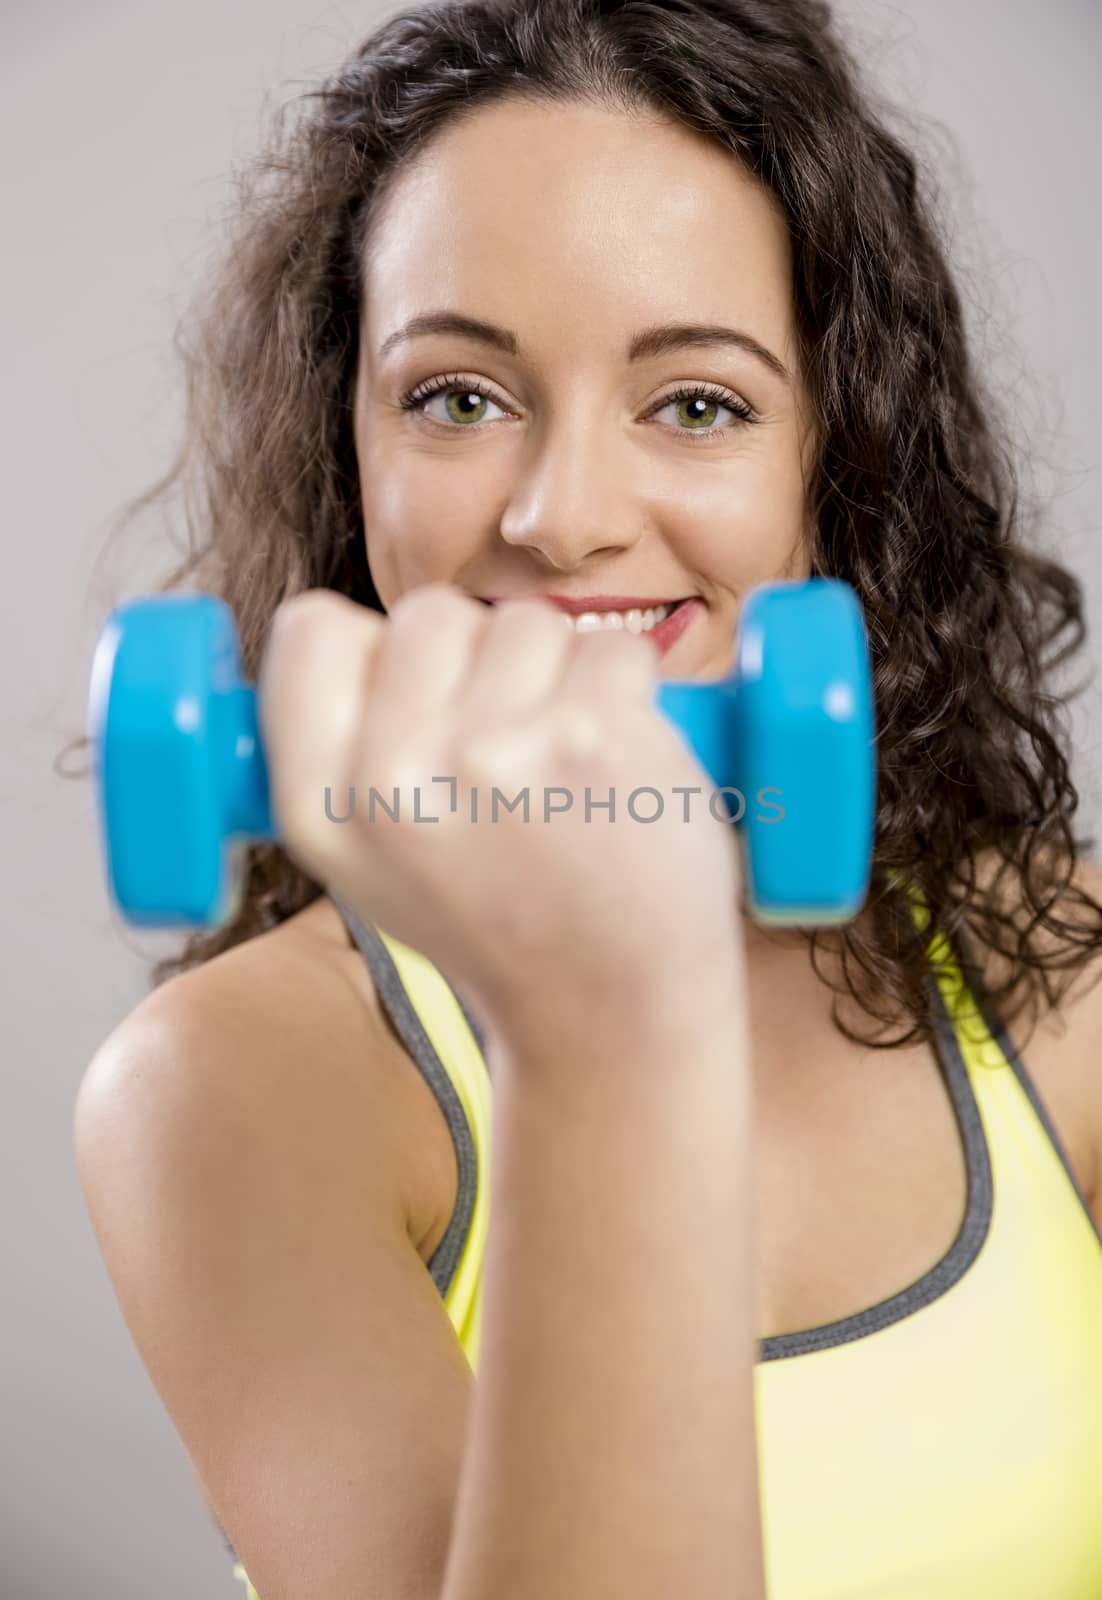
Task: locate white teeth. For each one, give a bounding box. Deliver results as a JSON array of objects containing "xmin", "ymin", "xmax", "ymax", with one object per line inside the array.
[{"xmin": 566, "ymin": 603, "xmax": 675, "ymax": 634}]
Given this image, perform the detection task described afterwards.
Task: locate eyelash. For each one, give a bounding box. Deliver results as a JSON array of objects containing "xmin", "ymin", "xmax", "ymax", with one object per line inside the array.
[{"xmin": 396, "ymin": 372, "xmax": 756, "ymax": 444}]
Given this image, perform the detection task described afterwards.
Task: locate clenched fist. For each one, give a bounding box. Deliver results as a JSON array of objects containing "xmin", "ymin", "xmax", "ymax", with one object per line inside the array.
[{"xmin": 257, "ymin": 584, "xmax": 746, "ymax": 1047}]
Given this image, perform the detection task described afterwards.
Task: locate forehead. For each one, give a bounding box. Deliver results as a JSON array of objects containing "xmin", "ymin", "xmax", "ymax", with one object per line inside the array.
[{"xmin": 362, "ymin": 97, "xmax": 796, "ymax": 367}]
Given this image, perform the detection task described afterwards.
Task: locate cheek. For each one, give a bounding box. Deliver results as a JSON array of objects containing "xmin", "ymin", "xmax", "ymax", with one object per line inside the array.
[
  {"xmin": 666, "ymin": 445, "xmax": 809, "ymax": 587},
  {"xmin": 359, "ymin": 451, "xmax": 493, "ymax": 602}
]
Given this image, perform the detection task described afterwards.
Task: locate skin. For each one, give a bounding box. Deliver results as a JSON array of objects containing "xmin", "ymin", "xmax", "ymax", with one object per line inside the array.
[{"xmin": 354, "ymin": 96, "xmax": 815, "ymax": 690}]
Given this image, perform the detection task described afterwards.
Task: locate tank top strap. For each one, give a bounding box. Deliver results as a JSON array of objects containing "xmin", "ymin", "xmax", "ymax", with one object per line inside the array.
[
  {"xmin": 330, "ymin": 895, "xmax": 491, "ymax": 1365},
  {"xmin": 904, "ymin": 877, "xmax": 1102, "ymax": 1252},
  {"xmin": 903, "ymin": 882, "xmax": 1013, "ymax": 1068}
]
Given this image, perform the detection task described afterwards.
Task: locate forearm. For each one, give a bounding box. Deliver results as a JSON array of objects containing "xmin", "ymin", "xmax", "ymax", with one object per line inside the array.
[{"xmin": 439, "ymin": 981, "xmax": 766, "ymax": 1600}]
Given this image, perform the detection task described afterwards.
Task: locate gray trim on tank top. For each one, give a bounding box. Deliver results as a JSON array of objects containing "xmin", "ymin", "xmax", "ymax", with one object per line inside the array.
[
  {"xmin": 757, "ymin": 969, "xmax": 994, "ymax": 1359},
  {"xmin": 951, "ymin": 929, "xmax": 1102, "ymax": 1254},
  {"xmin": 330, "ymin": 894, "xmax": 486, "ymax": 1300},
  {"xmin": 328, "ymin": 908, "xmax": 1102, "ymax": 1360}
]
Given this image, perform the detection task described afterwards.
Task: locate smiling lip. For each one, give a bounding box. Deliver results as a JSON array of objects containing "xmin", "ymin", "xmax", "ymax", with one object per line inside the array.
[
  {"xmin": 478, "ymin": 593, "xmax": 704, "ymax": 661},
  {"xmin": 480, "ymin": 594, "xmax": 689, "ymax": 615}
]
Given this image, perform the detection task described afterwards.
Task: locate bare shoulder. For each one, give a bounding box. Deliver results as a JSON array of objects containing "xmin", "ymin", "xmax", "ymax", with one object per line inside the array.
[
  {"xmin": 74, "ymin": 896, "xmax": 474, "ymax": 1594},
  {"xmin": 75, "ymin": 894, "xmax": 450, "ymax": 1262},
  {"xmin": 969, "ymin": 849, "xmax": 1102, "ymax": 1214}
]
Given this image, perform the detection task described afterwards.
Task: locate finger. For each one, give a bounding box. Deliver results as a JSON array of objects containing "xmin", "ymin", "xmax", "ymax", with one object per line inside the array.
[
  {"xmin": 463, "ymin": 597, "xmax": 574, "ymax": 718},
  {"xmin": 558, "ymin": 623, "xmax": 660, "ymax": 709},
  {"xmin": 257, "ymin": 588, "xmax": 384, "ymax": 847},
  {"xmin": 367, "ymin": 583, "xmax": 487, "ymax": 720}
]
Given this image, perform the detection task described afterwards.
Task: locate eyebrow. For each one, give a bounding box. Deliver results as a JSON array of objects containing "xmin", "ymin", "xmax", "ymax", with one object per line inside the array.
[{"xmin": 377, "ymin": 310, "xmax": 791, "ymax": 384}]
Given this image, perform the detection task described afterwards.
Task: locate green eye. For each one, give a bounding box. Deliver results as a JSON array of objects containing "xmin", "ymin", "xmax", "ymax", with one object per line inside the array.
[
  {"xmin": 400, "ymin": 375, "xmax": 506, "ymax": 428},
  {"xmin": 655, "ymin": 383, "xmax": 755, "ymax": 439},
  {"xmin": 672, "ymin": 395, "xmax": 721, "ymax": 430},
  {"xmin": 443, "ymin": 389, "xmax": 492, "ymax": 425}
]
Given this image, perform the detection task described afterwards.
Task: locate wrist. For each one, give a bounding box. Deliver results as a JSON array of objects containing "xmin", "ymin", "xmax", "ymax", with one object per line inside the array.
[{"xmin": 480, "ymin": 949, "xmax": 748, "ymax": 1076}]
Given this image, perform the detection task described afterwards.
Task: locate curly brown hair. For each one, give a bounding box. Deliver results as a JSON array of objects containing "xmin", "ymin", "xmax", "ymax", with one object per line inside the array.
[{"xmin": 60, "ymin": 0, "xmax": 1102, "ymax": 1048}]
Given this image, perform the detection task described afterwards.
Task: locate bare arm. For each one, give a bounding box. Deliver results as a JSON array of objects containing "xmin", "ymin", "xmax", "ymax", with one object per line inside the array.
[
  {"xmin": 74, "ymin": 935, "xmax": 763, "ymax": 1600},
  {"xmin": 441, "ymin": 980, "xmax": 766, "ymax": 1600},
  {"xmin": 78, "ymin": 589, "xmax": 765, "ymax": 1597}
]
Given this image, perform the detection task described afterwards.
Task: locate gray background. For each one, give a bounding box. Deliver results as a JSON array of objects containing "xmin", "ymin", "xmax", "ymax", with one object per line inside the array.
[{"xmin": 3, "ymin": 1, "xmax": 1099, "ymax": 1594}]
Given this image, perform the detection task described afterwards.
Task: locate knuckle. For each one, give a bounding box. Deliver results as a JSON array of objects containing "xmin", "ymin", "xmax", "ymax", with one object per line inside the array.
[
  {"xmin": 494, "ymin": 596, "xmax": 570, "ymax": 635},
  {"xmin": 262, "ymin": 591, "xmax": 374, "ymax": 699},
  {"xmin": 389, "ymin": 583, "xmax": 482, "ymax": 629},
  {"xmin": 588, "ymin": 625, "xmax": 654, "ymax": 663},
  {"xmin": 359, "ymin": 727, "xmax": 431, "ymax": 798},
  {"xmin": 270, "ymin": 587, "xmax": 345, "ymax": 643},
  {"xmin": 462, "ymin": 727, "xmax": 522, "ymax": 785},
  {"xmin": 549, "ymin": 699, "xmax": 606, "ymax": 761}
]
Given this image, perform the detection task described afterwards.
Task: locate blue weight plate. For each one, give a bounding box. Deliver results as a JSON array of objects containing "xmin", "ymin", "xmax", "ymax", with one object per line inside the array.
[{"xmin": 88, "ymin": 596, "xmax": 249, "ymax": 927}]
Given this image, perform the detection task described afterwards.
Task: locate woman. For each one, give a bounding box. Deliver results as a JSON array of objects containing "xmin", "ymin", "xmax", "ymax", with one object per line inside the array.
[{"xmin": 71, "ymin": 0, "xmax": 1102, "ymax": 1595}]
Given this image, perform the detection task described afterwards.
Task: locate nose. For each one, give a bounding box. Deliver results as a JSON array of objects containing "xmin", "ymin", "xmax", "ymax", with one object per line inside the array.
[{"xmin": 496, "ymin": 426, "xmax": 644, "ymax": 570}]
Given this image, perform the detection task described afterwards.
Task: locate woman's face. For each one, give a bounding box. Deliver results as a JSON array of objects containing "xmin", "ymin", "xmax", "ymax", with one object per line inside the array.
[{"xmin": 354, "ymin": 97, "xmax": 814, "ymax": 681}]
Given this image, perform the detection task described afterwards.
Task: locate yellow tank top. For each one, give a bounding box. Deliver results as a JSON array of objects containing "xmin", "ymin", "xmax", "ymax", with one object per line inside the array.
[{"xmin": 228, "ymin": 898, "xmax": 1102, "ymax": 1599}]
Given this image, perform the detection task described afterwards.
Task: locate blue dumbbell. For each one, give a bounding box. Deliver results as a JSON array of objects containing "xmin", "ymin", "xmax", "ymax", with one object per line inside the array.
[{"xmin": 87, "ymin": 580, "xmax": 875, "ymax": 930}]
